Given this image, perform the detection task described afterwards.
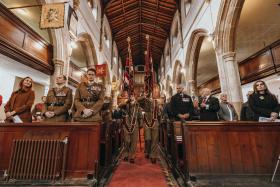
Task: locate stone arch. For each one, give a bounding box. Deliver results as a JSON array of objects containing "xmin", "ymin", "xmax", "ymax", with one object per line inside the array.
[
  {"xmin": 215, "ymin": 0, "xmax": 244, "ymax": 54},
  {"xmin": 172, "ymin": 61, "xmax": 181, "ymax": 82},
  {"xmin": 165, "ymin": 75, "xmax": 173, "ymax": 98},
  {"xmin": 213, "ymin": 0, "xmax": 244, "ymax": 112},
  {"xmin": 77, "ymin": 32, "xmax": 99, "ymax": 66},
  {"xmin": 184, "ymin": 29, "xmax": 208, "ymax": 93}
]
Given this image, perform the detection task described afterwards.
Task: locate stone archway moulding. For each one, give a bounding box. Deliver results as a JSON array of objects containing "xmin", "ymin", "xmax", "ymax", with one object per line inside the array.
[
  {"xmin": 77, "ymin": 32, "xmax": 99, "ymax": 67},
  {"xmin": 184, "ymin": 29, "xmax": 208, "ymax": 94}
]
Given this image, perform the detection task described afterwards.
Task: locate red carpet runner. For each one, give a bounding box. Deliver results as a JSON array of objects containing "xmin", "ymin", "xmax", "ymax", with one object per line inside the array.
[{"xmin": 108, "ymin": 131, "xmax": 168, "ymax": 187}]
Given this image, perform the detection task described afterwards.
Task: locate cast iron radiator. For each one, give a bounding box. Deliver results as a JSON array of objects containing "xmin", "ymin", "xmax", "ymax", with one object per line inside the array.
[{"xmin": 6, "ymin": 138, "xmax": 68, "ymax": 181}]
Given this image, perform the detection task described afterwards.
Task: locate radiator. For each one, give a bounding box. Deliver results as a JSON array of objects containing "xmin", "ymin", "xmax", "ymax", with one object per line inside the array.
[{"xmin": 6, "ymin": 138, "xmax": 68, "ymax": 181}]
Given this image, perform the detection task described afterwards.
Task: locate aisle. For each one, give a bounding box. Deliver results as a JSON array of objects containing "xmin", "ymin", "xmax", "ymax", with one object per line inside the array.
[{"xmin": 108, "ymin": 131, "xmax": 168, "ymax": 187}]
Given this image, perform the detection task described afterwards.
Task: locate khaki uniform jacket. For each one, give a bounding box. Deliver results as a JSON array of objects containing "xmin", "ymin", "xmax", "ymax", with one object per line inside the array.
[
  {"xmin": 137, "ymin": 96, "xmax": 158, "ymax": 128},
  {"xmin": 101, "ymin": 97, "xmax": 113, "ymax": 123},
  {"xmin": 4, "ymin": 89, "xmax": 35, "ymax": 123},
  {"xmin": 73, "ymin": 81, "xmax": 104, "ymax": 122},
  {"xmin": 43, "ymin": 86, "xmax": 73, "ymax": 122}
]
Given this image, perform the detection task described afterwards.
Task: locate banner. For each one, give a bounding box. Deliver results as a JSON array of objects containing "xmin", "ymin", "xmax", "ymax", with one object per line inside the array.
[
  {"xmin": 95, "ymin": 64, "xmax": 107, "ymax": 77},
  {"xmin": 40, "ymin": 3, "xmax": 65, "ymax": 29}
]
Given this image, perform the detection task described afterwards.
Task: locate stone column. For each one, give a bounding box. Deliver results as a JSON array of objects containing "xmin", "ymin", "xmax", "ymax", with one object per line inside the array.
[
  {"xmin": 221, "ymin": 52, "xmax": 243, "ymax": 115},
  {"xmin": 50, "ymin": 59, "xmax": 64, "ymax": 88},
  {"xmin": 188, "ymin": 79, "xmax": 198, "ymax": 97}
]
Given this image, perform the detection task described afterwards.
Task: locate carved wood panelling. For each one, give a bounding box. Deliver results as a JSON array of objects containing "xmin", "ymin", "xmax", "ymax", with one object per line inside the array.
[{"xmin": 0, "ymin": 3, "xmax": 54, "ymax": 75}]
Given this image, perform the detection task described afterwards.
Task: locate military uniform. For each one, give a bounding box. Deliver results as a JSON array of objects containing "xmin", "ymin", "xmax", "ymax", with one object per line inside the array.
[
  {"xmin": 121, "ymin": 101, "xmax": 140, "ymax": 162},
  {"xmin": 138, "ymin": 96, "xmax": 159, "ymax": 162},
  {"xmin": 43, "ymin": 86, "xmax": 73, "ymax": 122},
  {"xmin": 101, "ymin": 97, "xmax": 113, "ymax": 123},
  {"xmin": 73, "ymin": 81, "xmax": 104, "ymax": 122}
]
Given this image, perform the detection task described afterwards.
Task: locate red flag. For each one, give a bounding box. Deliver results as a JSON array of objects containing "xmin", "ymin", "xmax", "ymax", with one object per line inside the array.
[{"xmin": 95, "ymin": 64, "xmax": 107, "ymax": 77}]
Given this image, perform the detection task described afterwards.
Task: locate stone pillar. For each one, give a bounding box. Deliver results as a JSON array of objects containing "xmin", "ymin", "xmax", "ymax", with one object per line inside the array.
[
  {"xmin": 188, "ymin": 79, "xmax": 198, "ymax": 97},
  {"xmin": 221, "ymin": 52, "xmax": 243, "ymax": 115},
  {"xmin": 50, "ymin": 59, "xmax": 64, "ymax": 88}
]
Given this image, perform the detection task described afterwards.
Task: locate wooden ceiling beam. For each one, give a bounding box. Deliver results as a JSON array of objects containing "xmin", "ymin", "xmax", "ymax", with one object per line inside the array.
[{"xmin": 113, "ymin": 22, "xmax": 168, "ymax": 37}]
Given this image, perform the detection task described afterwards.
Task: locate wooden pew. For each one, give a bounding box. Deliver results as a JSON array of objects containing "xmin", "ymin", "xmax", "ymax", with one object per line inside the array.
[
  {"xmin": 0, "ymin": 123, "xmax": 101, "ymax": 180},
  {"xmin": 0, "ymin": 122, "xmax": 122, "ymax": 185},
  {"xmin": 181, "ymin": 122, "xmax": 280, "ymax": 180},
  {"xmin": 159, "ymin": 121, "xmax": 280, "ymax": 185}
]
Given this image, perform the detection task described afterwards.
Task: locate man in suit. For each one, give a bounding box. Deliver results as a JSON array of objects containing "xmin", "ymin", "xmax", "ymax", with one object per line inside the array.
[
  {"xmin": 218, "ymin": 93, "xmax": 238, "ymax": 121},
  {"xmin": 198, "ymin": 88, "xmax": 220, "ymax": 121},
  {"xmin": 170, "ymin": 84, "xmax": 194, "ymax": 121}
]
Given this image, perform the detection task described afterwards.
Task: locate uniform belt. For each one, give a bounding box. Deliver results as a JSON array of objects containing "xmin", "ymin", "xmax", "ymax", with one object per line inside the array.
[
  {"xmin": 80, "ymin": 98, "xmax": 97, "ymax": 102},
  {"xmin": 47, "ymin": 102, "xmax": 64, "ymax": 106}
]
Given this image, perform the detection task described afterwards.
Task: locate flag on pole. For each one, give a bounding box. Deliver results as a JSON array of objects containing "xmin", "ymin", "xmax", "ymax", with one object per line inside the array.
[{"xmin": 95, "ymin": 64, "xmax": 107, "ymax": 77}]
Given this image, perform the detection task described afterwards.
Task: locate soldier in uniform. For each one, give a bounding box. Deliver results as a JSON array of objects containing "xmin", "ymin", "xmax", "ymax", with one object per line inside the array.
[
  {"xmin": 120, "ymin": 96, "xmax": 140, "ymax": 163},
  {"xmin": 101, "ymin": 96, "xmax": 113, "ymax": 124},
  {"xmin": 73, "ymin": 68, "xmax": 104, "ymax": 122},
  {"xmin": 138, "ymin": 93, "xmax": 159, "ymax": 164},
  {"xmin": 43, "ymin": 75, "xmax": 72, "ymax": 122}
]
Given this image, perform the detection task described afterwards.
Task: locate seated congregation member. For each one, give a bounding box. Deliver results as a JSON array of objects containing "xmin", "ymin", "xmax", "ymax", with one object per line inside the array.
[
  {"xmin": 32, "ymin": 96, "xmax": 46, "ymax": 122},
  {"xmin": 218, "ymin": 93, "xmax": 238, "ymax": 121},
  {"xmin": 43, "ymin": 75, "xmax": 72, "ymax": 122},
  {"xmin": 240, "ymin": 91, "xmax": 255, "ymax": 121},
  {"xmin": 249, "ymin": 80, "xmax": 279, "ymax": 121},
  {"xmin": 4, "ymin": 77, "xmax": 35, "ymax": 123},
  {"xmin": 170, "ymin": 84, "xmax": 194, "ymax": 121},
  {"xmin": 73, "ymin": 68, "xmax": 104, "ymax": 122},
  {"xmin": 198, "ymin": 88, "xmax": 220, "ymax": 121}
]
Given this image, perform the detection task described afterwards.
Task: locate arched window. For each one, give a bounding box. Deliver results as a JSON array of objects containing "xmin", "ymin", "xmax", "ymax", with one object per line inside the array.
[
  {"xmin": 172, "ymin": 23, "xmax": 179, "ymax": 46},
  {"xmin": 88, "ymin": 0, "xmax": 98, "ymax": 21},
  {"xmin": 103, "ymin": 29, "xmax": 110, "ymax": 48},
  {"xmin": 184, "ymin": 0, "xmax": 191, "ymax": 17},
  {"xmin": 92, "ymin": 3, "xmax": 98, "ymax": 20}
]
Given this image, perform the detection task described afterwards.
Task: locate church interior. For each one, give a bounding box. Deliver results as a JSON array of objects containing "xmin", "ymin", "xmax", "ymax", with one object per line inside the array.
[{"xmin": 0, "ymin": 0, "xmax": 280, "ymax": 186}]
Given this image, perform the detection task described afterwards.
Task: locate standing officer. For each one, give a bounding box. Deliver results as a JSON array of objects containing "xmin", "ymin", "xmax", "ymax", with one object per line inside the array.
[
  {"xmin": 73, "ymin": 68, "xmax": 104, "ymax": 122},
  {"xmin": 121, "ymin": 96, "xmax": 140, "ymax": 163},
  {"xmin": 43, "ymin": 75, "xmax": 72, "ymax": 122},
  {"xmin": 138, "ymin": 93, "xmax": 159, "ymax": 164},
  {"xmin": 170, "ymin": 84, "xmax": 194, "ymax": 121}
]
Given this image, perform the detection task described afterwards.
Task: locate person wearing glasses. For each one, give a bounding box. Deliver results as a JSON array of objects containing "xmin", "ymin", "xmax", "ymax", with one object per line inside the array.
[
  {"xmin": 73, "ymin": 68, "xmax": 104, "ymax": 122},
  {"xmin": 249, "ymin": 80, "xmax": 279, "ymax": 121}
]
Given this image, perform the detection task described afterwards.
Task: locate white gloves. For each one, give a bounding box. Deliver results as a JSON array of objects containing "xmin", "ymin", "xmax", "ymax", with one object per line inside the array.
[
  {"xmin": 82, "ymin": 108, "xmax": 93, "ymax": 118},
  {"xmin": 45, "ymin": 111, "xmax": 55, "ymax": 118}
]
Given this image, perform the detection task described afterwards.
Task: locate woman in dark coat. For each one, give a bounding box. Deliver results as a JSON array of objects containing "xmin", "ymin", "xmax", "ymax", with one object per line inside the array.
[
  {"xmin": 249, "ymin": 80, "xmax": 279, "ymax": 121},
  {"xmin": 4, "ymin": 77, "xmax": 35, "ymax": 123}
]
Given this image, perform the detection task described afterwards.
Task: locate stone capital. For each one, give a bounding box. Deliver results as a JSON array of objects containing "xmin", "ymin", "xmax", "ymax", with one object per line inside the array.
[
  {"xmin": 188, "ymin": 79, "xmax": 195, "ymax": 83},
  {"xmin": 222, "ymin": 52, "xmax": 236, "ymax": 62},
  {"xmin": 53, "ymin": 59, "xmax": 64, "ymax": 66}
]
